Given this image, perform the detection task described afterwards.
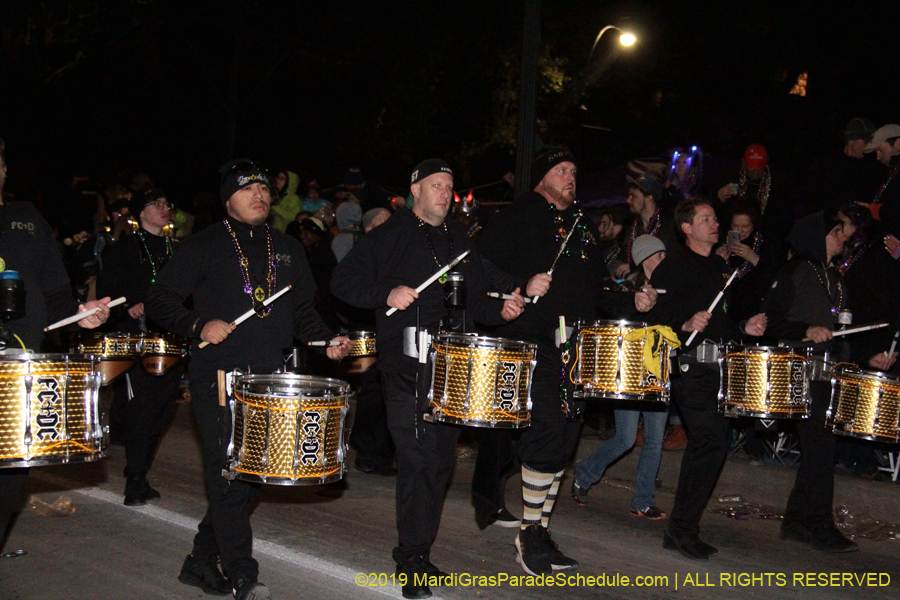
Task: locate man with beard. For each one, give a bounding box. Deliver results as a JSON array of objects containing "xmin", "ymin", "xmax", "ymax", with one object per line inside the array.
[
  {"xmin": 146, "ymin": 160, "xmax": 350, "ymax": 600},
  {"xmin": 617, "ymin": 174, "xmax": 677, "ymax": 279},
  {"xmin": 331, "ymin": 159, "xmax": 526, "ymax": 599},
  {"xmin": 477, "ymin": 146, "xmax": 657, "ymax": 575}
]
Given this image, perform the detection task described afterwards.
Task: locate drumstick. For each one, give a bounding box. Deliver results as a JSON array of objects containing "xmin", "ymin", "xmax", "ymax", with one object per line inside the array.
[
  {"xmin": 801, "ymin": 322, "xmax": 890, "ymax": 342},
  {"xmin": 685, "ymin": 269, "xmax": 739, "ymax": 346},
  {"xmin": 888, "ymin": 329, "xmax": 899, "ymax": 357},
  {"xmin": 385, "ymin": 250, "xmax": 471, "ymax": 316},
  {"xmin": 197, "ymin": 285, "xmax": 293, "ymax": 349},
  {"xmin": 308, "ymin": 340, "xmax": 342, "ymax": 347},
  {"xmin": 641, "ymin": 288, "xmax": 666, "ymax": 294},
  {"xmin": 533, "ymin": 213, "xmax": 583, "ymax": 304},
  {"xmin": 487, "ymin": 292, "xmax": 532, "ymax": 304},
  {"xmin": 44, "ymin": 297, "xmax": 127, "ymax": 331}
]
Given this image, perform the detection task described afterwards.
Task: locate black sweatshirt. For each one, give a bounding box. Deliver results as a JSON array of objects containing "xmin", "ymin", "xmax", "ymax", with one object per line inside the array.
[
  {"xmin": 330, "ymin": 208, "xmax": 506, "ymax": 375},
  {"xmin": 477, "ymin": 192, "xmax": 631, "ymax": 342},
  {"xmin": 145, "ymin": 218, "xmax": 332, "ymax": 380}
]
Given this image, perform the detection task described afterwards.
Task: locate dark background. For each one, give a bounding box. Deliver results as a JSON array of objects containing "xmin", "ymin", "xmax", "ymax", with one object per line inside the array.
[{"xmin": 1, "ymin": 0, "xmax": 898, "ymax": 214}]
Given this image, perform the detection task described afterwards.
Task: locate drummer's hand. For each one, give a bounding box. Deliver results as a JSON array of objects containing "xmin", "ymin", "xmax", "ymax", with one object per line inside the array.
[
  {"xmin": 634, "ymin": 286, "xmax": 657, "ymax": 312},
  {"xmin": 614, "ymin": 263, "xmax": 631, "ymax": 279},
  {"xmin": 868, "ymin": 351, "xmax": 898, "ymax": 371},
  {"xmin": 501, "ymin": 287, "xmax": 526, "ymax": 321},
  {"xmin": 682, "ymin": 311, "xmax": 711, "ymax": 333},
  {"xmin": 77, "ymin": 297, "xmax": 111, "ymax": 329},
  {"xmin": 387, "ymin": 285, "xmax": 418, "ymax": 311},
  {"xmin": 885, "ymin": 234, "xmax": 900, "ymax": 257},
  {"xmin": 745, "ymin": 313, "xmax": 768, "ymax": 336},
  {"xmin": 806, "ymin": 326, "xmax": 832, "ymax": 344},
  {"xmin": 201, "ymin": 319, "xmax": 234, "ymax": 345},
  {"xmin": 127, "ymin": 302, "xmax": 145, "ymax": 320},
  {"xmin": 327, "ymin": 336, "xmax": 351, "ymax": 360},
  {"xmin": 526, "ymin": 273, "xmax": 551, "ymax": 298}
]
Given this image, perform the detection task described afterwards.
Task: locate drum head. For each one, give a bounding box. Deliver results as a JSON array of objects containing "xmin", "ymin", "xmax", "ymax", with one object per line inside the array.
[{"xmin": 233, "ymin": 373, "xmax": 351, "ymax": 397}]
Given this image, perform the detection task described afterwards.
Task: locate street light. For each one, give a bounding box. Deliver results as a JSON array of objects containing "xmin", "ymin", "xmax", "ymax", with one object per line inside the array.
[{"xmin": 589, "ymin": 25, "xmax": 637, "ymax": 60}]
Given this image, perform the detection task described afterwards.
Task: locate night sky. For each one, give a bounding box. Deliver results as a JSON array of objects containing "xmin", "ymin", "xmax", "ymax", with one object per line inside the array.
[{"xmin": 1, "ymin": 0, "xmax": 898, "ymax": 215}]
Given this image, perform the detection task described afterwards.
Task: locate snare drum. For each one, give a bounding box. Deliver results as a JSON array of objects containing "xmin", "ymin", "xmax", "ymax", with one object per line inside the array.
[
  {"xmin": 427, "ymin": 333, "xmax": 536, "ymax": 428},
  {"xmin": 718, "ymin": 345, "xmax": 811, "ymax": 419},
  {"xmin": 226, "ymin": 373, "xmax": 351, "ymax": 485},
  {"xmin": 0, "ymin": 354, "xmax": 103, "ymax": 468},
  {"xmin": 70, "ymin": 332, "xmax": 140, "ymax": 385},
  {"xmin": 828, "ymin": 364, "xmax": 900, "ymax": 443},
  {"xmin": 573, "ymin": 320, "xmax": 670, "ymax": 401},
  {"xmin": 340, "ymin": 331, "xmax": 377, "ymax": 375},
  {"xmin": 139, "ymin": 333, "xmax": 189, "ymax": 375}
]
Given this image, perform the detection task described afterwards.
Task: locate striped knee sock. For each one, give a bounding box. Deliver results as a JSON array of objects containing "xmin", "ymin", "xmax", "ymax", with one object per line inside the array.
[
  {"xmin": 521, "ymin": 465, "xmax": 556, "ymax": 529},
  {"xmin": 540, "ymin": 470, "xmax": 564, "ymax": 528}
]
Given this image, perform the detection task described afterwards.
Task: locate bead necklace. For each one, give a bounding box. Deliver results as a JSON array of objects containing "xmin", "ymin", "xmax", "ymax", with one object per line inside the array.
[
  {"xmin": 738, "ymin": 166, "xmax": 771, "ymax": 214},
  {"xmin": 135, "ymin": 230, "xmax": 174, "ymax": 284},
  {"xmin": 731, "ymin": 230, "xmax": 763, "ymax": 281},
  {"xmin": 872, "ymin": 162, "xmax": 900, "ymax": 204},
  {"xmin": 416, "ymin": 215, "xmax": 454, "ymax": 283},
  {"xmin": 807, "ymin": 260, "xmax": 844, "ymax": 310},
  {"xmin": 626, "ymin": 207, "xmax": 662, "ymax": 264},
  {"xmin": 838, "ymin": 242, "xmax": 870, "ymax": 275},
  {"xmin": 223, "ymin": 219, "xmax": 276, "ymax": 317},
  {"xmin": 550, "ymin": 206, "xmax": 593, "ymax": 262}
]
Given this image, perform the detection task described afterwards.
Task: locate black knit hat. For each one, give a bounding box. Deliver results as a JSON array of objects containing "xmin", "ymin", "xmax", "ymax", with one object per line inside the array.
[
  {"xmin": 411, "ymin": 159, "xmax": 453, "ymax": 184},
  {"xmin": 530, "ymin": 146, "xmax": 576, "ymax": 189},
  {"xmin": 219, "ymin": 159, "xmax": 270, "ymax": 206},
  {"xmin": 128, "ymin": 188, "xmax": 166, "ymax": 220}
]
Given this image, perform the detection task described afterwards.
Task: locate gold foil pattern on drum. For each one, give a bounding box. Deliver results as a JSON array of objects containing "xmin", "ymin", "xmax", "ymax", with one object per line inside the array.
[
  {"xmin": 718, "ymin": 346, "xmax": 810, "ymax": 419},
  {"xmin": 830, "ymin": 366, "xmax": 900, "ymax": 443}
]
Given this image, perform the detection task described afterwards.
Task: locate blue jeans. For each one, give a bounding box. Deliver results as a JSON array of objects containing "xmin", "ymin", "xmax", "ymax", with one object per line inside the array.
[{"xmin": 575, "ymin": 407, "xmax": 667, "ymax": 512}]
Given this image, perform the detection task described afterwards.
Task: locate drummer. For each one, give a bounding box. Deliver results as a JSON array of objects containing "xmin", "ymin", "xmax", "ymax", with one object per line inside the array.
[
  {"xmin": 0, "ymin": 135, "xmax": 111, "ymax": 557},
  {"xmin": 145, "ymin": 160, "xmax": 349, "ymax": 600},
  {"xmin": 331, "ymin": 158, "xmax": 527, "ymax": 600},
  {"xmin": 649, "ymin": 196, "xmax": 767, "ymax": 560},
  {"xmin": 477, "ymin": 146, "xmax": 657, "ymax": 576},
  {"xmin": 760, "ymin": 208, "xmax": 896, "ymax": 553},
  {"xmin": 98, "ymin": 188, "xmax": 183, "ymax": 507}
]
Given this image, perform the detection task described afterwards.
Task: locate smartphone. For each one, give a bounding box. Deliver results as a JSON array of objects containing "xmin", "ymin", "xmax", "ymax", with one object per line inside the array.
[{"xmin": 727, "ymin": 230, "xmax": 741, "ymax": 246}]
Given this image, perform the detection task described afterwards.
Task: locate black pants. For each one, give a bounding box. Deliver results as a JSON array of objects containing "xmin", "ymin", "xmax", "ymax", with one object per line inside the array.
[
  {"xmin": 383, "ymin": 371, "xmax": 460, "ymax": 565},
  {"xmin": 0, "ymin": 469, "xmax": 29, "ymax": 551},
  {"xmin": 349, "ymin": 366, "xmax": 395, "ymax": 470},
  {"xmin": 189, "ymin": 376, "xmax": 259, "ymax": 582},
  {"xmin": 668, "ymin": 363, "xmax": 728, "ymax": 537},
  {"xmin": 518, "ymin": 342, "xmax": 573, "ymax": 474},
  {"xmin": 123, "ymin": 364, "xmax": 184, "ymax": 478},
  {"xmin": 472, "ymin": 429, "xmax": 516, "ymax": 518},
  {"xmin": 784, "ymin": 381, "xmax": 836, "ymax": 527}
]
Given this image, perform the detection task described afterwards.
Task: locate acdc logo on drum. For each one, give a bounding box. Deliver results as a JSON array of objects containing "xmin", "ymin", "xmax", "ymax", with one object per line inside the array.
[
  {"xmin": 499, "ymin": 362, "xmax": 518, "ymax": 411},
  {"xmin": 300, "ymin": 410, "xmax": 322, "ymax": 465},
  {"xmin": 34, "ymin": 376, "xmax": 62, "ymax": 441}
]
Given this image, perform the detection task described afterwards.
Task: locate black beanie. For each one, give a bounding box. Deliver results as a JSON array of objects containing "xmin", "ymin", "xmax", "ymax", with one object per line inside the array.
[
  {"xmin": 530, "ymin": 146, "xmax": 576, "ymax": 190},
  {"xmin": 411, "ymin": 159, "xmax": 453, "ymax": 184},
  {"xmin": 219, "ymin": 159, "xmax": 270, "ymax": 206},
  {"xmin": 128, "ymin": 188, "xmax": 166, "ymax": 220}
]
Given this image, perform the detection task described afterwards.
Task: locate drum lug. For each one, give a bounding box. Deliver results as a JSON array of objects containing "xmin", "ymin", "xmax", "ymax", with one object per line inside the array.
[{"xmin": 23, "ymin": 373, "xmax": 33, "ymax": 447}]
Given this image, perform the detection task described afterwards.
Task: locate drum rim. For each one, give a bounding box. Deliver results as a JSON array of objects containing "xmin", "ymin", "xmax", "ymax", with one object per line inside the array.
[
  {"xmin": 721, "ymin": 343, "xmax": 812, "ymax": 356},
  {"xmin": 234, "ymin": 372, "xmax": 351, "ymax": 393},
  {"xmin": 347, "ymin": 331, "xmax": 376, "ymax": 340},
  {"xmin": 431, "ymin": 332, "xmax": 537, "ymax": 350},
  {"xmin": 832, "ymin": 364, "xmax": 898, "ymax": 382},
  {"xmin": 576, "ymin": 318, "xmax": 649, "ymax": 329},
  {"xmin": 0, "ymin": 352, "xmax": 99, "ymax": 363}
]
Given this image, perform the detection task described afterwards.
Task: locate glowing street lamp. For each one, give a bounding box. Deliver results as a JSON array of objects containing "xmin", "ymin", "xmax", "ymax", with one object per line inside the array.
[{"xmin": 589, "ymin": 25, "xmax": 637, "ymax": 60}]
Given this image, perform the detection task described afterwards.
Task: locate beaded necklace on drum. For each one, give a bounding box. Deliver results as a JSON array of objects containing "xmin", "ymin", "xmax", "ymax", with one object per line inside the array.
[{"xmin": 223, "ymin": 219, "xmax": 277, "ymax": 318}]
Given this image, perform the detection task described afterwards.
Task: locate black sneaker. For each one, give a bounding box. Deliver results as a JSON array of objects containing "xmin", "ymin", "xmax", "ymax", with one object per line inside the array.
[
  {"xmin": 631, "ymin": 505, "xmax": 667, "ymax": 520},
  {"xmin": 515, "ymin": 524, "xmax": 553, "ymax": 576},
  {"xmin": 494, "ymin": 508, "xmax": 521, "ymax": 528},
  {"xmin": 395, "ymin": 559, "xmax": 432, "ymax": 599},
  {"xmin": 662, "ymin": 530, "xmax": 712, "ymax": 560},
  {"xmin": 178, "ymin": 554, "xmax": 231, "ymax": 596},
  {"xmin": 811, "ymin": 524, "xmax": 858, "ymax": 553},
  {"xmin": 571, "ymin": 480, "xmax": 589, "ymax": 507},
  {"xmin": 142, "ymin": 480, "xmax": 161, "ymax": 500},
  {"xmin": 542, "ymin": 528, "xmax": 579, "ymax": 570},
  {"xmin": 233, "ymin": 579, "xmax": 272, "ymax": 600}
]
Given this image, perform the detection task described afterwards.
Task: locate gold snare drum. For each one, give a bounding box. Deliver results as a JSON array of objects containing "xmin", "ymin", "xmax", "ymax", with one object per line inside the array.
[
  {"xmin": 718, "ymin": 345, "xmax": 811, "ymax": 419},
  {"xmin": 828, "ymin": 365, "xmax": 900, "ymax": 443},
  {"xmin": 226, "ymin": 373, "xmax": 351, "ymax": 485},
  {"xmin": 426, "ymin": 333, "xmax": 535, "ymax": 428},
  {"xmin": 573, "ymin": 320, "xmax": 670, "ymax": 401},
  {"xmin": 340, "ymin": 331, "xmax": 377, "ymax": 375},
  {"xmin": 139, "ymin": 333, "xmax": 189, "ymax": 375},
  {"xmin": 0, "ymin": 354, "xmax": 103, "ymax": 468},
  {"xmin": 70, "ymin": 332, "xmax": 140, "ymax": 385}
]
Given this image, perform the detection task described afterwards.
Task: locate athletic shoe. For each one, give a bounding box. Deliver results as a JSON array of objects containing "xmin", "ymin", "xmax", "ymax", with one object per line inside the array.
[
  {"xmin": 631, "ymin": 505, "xmax": 667, "ymax": 520},
  {"xmin": 543, "ymin": 528, "xmax": 579, "ymax": 570},
  {"xmin": 178, "ymin": 554, "xmax": 230, "ymax": 596},
  {"xmin": 233, "ymin": 579, "xmax": 272, "ymax": 600},
  {"xmin": 571, "ymin": 480, "xmax": 589, "ymax": 507},
  {"xmin": 515, "ymin": 524, "xmax": 553, "ymax": 576},
  {"xmin": 396, "ymin": 557, "xmax": 432, "ymax": 599},
  {"xmin": 494, "ymin": 508, "xmax": 521, "ymax": 528}
]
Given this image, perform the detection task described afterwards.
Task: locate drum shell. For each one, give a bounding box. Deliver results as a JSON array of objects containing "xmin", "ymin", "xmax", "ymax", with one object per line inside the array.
[
  {"xmin": 573, "ymin": 320, "xmax": 670, "ymax": 401},
  {"xmin": 718, "ymin": 345, "xmax": 811, "ymax": 419},
  {"xmin": 226, "ymin": 373, "xmax": 351, "ymax": 485},
  {"xmin": 340, "ymin": 331, "xmax": 377, "ymax": 375},
  {"xmin": 70, "ymin": 331, "xmax": 139, "ymax": 385},
  {"xmin": 828, "ymin": 365, "xmax": 900, "ymax": 443},
  {"xmin": 0, "ymin": 353, "xmax": 104, "ymax": 468},
  {"xmin": 427, "ymin": 333, "xmax": 535, "ymax": 429},
  {"xmin": 139, "ymin": 333, "xmax": 189, "ymax": 375}
]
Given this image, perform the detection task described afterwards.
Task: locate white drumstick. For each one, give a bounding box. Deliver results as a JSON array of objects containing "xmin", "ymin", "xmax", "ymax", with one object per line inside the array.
[
  {"xmin": 198, "ymin": 285, "xmax": 293, "ymax": 349},
  {"xmin": 487, "ymin": 292, "xmax": 532, "ymax": 304},
  {"xmin": 308, "ymin": 340, "xmax": 341, "ymax": 347},
  {"xmin": 830, "ymin": 322, "xmax": 889, "ymax": 337},
  {"xmin": 640, "ymin": 288, "xmax": 666, "ymax": 294},
  {"xmin": 44, "ymin": 297, "xmax": 127, "ymax": 331},
  {"xmin": 533, "ymin": 214, "xmax": 582, "ymax": 304},
  {"xmin": 686, "ymin": 270, "xmax": 739, "ymax": 346},
  {"xmin": 888, "ymin": 329, "xmax": 899, "ymax": 357},
  {"xmin": 385, "ymin": 250, "xmax": 470, "ymax": 316}
]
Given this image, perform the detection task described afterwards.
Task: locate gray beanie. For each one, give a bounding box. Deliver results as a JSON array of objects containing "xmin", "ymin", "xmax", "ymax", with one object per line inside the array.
[{"xmin": 632, "ymin": 235, "xmax": 666, "ymax": 266}]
